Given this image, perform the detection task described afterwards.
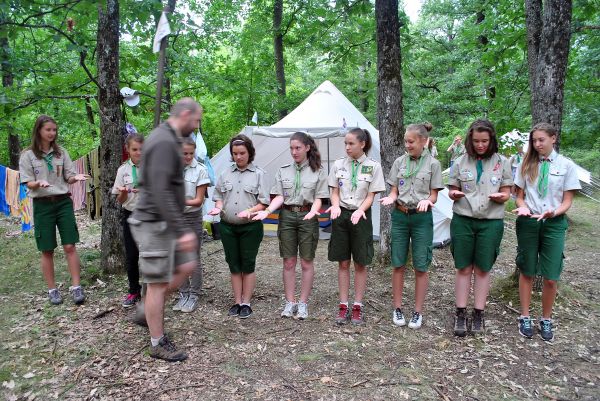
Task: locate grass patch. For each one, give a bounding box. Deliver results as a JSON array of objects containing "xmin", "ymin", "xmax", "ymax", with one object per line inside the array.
[{"xmin": 297, "ymin": 353, "xmax": 323, "ymax": 363}]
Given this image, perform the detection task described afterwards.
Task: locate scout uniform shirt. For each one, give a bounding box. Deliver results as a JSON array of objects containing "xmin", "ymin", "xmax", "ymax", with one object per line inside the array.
[
  {"xmin": 448, "ymin": 153, "xmax": 513, "ymax": 219},
  {"xmin": 514, "ymin": 150, "xmax": 581, "ymax": 215},
  {"xmin": 183, "ymin": 158, "xmax": 211, "ymax": 213},
  {"xmin": 213, "ymin": 163, "xmax": 270, "ymax": 225},
  {"xmin": 327, "ymin": 154, "xmax": 386, "ymax": 210},
  {"xmin": 387, "ymin": 152, "xmax": 444, "ymax": 208},
  {"xmin": 111, "ymin": 159, "xmax": 140, "ymax": 212},
  {"xmin": 450, "ymin": 143, "xmax": 466, "ymax": 161},
  {"xmin": 19, "ymin": 146, "xmax": 76, "ymax": 198},
  {"xmin": 271, "ymin": 159, "xmax": 329, "ymax": 205}
]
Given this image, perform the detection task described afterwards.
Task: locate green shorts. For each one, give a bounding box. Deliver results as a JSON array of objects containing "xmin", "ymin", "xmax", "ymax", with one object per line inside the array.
[
  {"xmin": 33, "ymin": 197, "xmax": 79, "ymax": 252},
  {"xmin": 390, "ymin": 209, "xmax": 433, "ymax": 272},
  {"xmin": 450, "ymin": 214, "xmax": 504, "ymax": 272},
  {"xmin": 220, "ymin": 221, "xmax": 264, "ymax": 274},
  {"xmin": 128, "ymin": 218, "xmax": 197, "ymax": 284},
  {"xmin": 277, "ymin": 209, "xmax": 319, "ymax": 260},
  {"xmin": 515, "ymin": 215, "xmax": 567, "ymax": 281},
  {"xmin": 328, "ymin": 208, "xmax": 374, "ymax": 266}
]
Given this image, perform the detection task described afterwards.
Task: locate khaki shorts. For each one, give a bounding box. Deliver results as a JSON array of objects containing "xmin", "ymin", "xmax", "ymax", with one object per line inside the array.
[
  {"xmin": 128, "ymin": 218, "xmax": 196, "ymax": 283},
  {"xmin": 277, "ymin": 209, "xmax": 319, "ymax": 260}
]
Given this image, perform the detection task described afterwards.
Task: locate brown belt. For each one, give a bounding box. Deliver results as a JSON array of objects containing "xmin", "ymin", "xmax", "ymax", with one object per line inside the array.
[
  {"xmin": 395, "ymin": 203, "xmax": 426, "ymax": 214},
  {"xmin": 34, "ymin": 193, "xmax": 71, "ymax": 202},
  {"xmin": 282, "ymin": 204, "xmax": 312, "ymax": 212}
]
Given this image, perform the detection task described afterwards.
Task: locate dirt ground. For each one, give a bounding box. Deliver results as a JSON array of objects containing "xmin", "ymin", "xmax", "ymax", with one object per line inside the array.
[{"xmin": 1, "ymin": 197, "xmax": 599, "ymax": 401}]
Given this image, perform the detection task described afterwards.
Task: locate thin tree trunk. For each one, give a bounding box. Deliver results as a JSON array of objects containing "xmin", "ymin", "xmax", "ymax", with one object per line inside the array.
[
  {"xmin": 525, "ymin": 0, "xmax": 572, "ymax": 149},
  {"xmin": 98, "ymin": 0, "xmax": 124, "ymax": 273},
  {"xmin": 376, "ymin": 0, "xmax": 404, "ymax": 263},
  {"xmin": 273, "ymin": 0, "xmax": 287, "ymax": 119},
  {"xmin": 1, "ymin": 23, "xmax": 20, "ymax": 169}
]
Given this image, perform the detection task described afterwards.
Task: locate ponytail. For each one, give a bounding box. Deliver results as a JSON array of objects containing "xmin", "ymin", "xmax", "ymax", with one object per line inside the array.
[{"xmin": 348, "ymin": 127, "xmax": 372, "ymax": 155}]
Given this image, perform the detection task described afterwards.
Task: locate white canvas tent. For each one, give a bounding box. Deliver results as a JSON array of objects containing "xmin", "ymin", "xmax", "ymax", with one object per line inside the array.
[{"xmin": 206, "ymin": 80, "xmax": 453, "ymax": 245}]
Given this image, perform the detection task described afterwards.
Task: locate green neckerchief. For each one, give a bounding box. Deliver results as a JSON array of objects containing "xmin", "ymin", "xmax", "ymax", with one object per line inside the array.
[
  {"xmin": 538, "ymin": 158, "xmax": 550, "ymax": 197},
  {"xmin": 351, "ymin": 160, "xmax": 360, "ymax": 190},
  {"xmin": 43, "ymin": 152, "xmax": 54, "ymax": 172},
  {"xmin": 405, "ymin": 154, "xmax": 424, "ymax": 178},
  {"xmin": 453, "ymin": 144, "xmax": 464, "ymax": 158},
  {"xmin": 516, "ymin": 153, "xmax": 522, "ymax": 164},
  {"xmin": 129, "ymin": 159, "xmax": 138, "ymax": 188},
  {"xmin": 476, "ymin": 159, "xmax": 484, "ymax": 184},
  {"xmin": 294, "ymin": 163, "xmax": 302, "ymax": 196}
]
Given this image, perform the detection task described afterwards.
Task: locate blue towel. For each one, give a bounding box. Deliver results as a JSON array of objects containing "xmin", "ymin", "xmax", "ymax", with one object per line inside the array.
[{"xmin": 0, "ymin": 165, "xmax": 10, "ymax": 216}]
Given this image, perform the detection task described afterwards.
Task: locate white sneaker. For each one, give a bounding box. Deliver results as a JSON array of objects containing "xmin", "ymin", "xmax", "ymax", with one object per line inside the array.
[
  {"xmin": 296, "ymin": 302, "xmax": 308, "ymax": 320},
  {"xmin": 393, "ymin": 308, "xmax": 406, "ymax": 327},
  {"xmin": 281, "ymin": 300, "xmax": 297, "ymax": 318},
  {"xmin": 408, "ymin": 311, "xmax": 423, "ymax": 329},
  {"xmin": 181, "ymin": 294, "xmax": 199, "ymax": 313},
  {"xmin": 173, "ymin": 292, "xmax": 188, "ymax": 311}
]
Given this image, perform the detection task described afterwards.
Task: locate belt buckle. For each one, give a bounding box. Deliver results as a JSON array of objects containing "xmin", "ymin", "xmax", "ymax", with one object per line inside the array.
[{"xmin": 292, "ymin": 205, "xmax": 302, "ymax": 212}]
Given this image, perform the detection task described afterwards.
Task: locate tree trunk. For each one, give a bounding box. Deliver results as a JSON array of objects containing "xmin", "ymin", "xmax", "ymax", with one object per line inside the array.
[
  {"xmin": 273, "ymin": 0, "xmax": 287, "ymax": 119},
  {"xmin": 376, "ymin": 0, "xmax": 404, "ymax": 263},
  {"xmin": 1, "ymin": 23, "xmax": 20, "ymax": 169},
  {"xmin": 98, "ymin": 0, "xmax": 124, "ymax": 273},
  {"xmin": 525, "ymin": 0, "xmax": 572, "ymax": 149}
]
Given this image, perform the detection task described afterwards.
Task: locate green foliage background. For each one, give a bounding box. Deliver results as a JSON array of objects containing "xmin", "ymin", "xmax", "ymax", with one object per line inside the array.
[{"xmin": 0, "ymin": 0, "xmax": 598, "ymax": 174}]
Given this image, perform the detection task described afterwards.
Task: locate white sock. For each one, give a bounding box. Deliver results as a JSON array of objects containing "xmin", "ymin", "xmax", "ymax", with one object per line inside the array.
[
  {"xmin": 339, "ymin": 302, "xmax": 348, "ymax": 306},
  {"xmin": 150, "ymin": 335, "xmax": 163, "ymax": 347},
  {"xmin": 353, "ymin": 302, "xmax": 363, "ymax": 307},
  {"xmin": 520, "ymin": 315, "xmax": 530, "ymax": 319},
  {"xmin": 241, "ymin": 302, "xmax": 251, "ymax": 307}
]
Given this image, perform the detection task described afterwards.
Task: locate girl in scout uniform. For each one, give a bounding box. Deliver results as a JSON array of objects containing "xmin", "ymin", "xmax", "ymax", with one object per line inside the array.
[
  {"xmin": 172, "ymin": 137, "xmax": 211, "ymax": 313},
  {"xmin": 254, "ymin": 132, "xmax": 329, "ymax": 320},
  {"xmin": 18, "ymin": 115, "xmax": 89, "ymax": 305},
  {"xmin": 513, "ymin": 123, "xmax": 580, "ymax": 341},
  {"xmin": 327, "ymin": 128, "xmax": 385, "ymax": 325},
  {"xmin": 447, "ymin": 119, "xmax": 512, "ymax": 337},
  {"xmin": 380, "ymin": 122, "xmax": 444, "ymax": 329},
  {"xmin": 111, "ymin": 133, "xmax": 144, "ymax": 308},
  {"xmin": 208, "ymin": 135, "xmax": 269, "ymax": 319}
]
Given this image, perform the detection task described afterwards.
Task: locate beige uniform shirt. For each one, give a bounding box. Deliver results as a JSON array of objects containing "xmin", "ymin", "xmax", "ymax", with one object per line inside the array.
[
  {"xmin": 183, "ymin": 159, "xmax": 211, "ymax": 213},
  {"xmin": 111, "ymin": 159, "xmax": 140, "ymax": 212},
  {"xmin": 448, "ymin": 153, "xmax": 513, "ymax": 219},
  {"xmin": 271, "ymin": 160, "xmax": 329, "ymax": 205},
  {"xmin": 514, "ymin": 150, "xmax": 581, "ymax": 215},
  {"xmin": 327, "ymin": 154, "xmax": 386, "ymax": 210},
  {"xmin": 387, "ymin": 153, "xmax": 444, "ymax": 208},
  {"xmin": 19, "ymin": 147, "xmax": 76, "ymax": 198},
  {"xmin": 213, "ymin": 163, "xmax": 270, "ymax": 224}
]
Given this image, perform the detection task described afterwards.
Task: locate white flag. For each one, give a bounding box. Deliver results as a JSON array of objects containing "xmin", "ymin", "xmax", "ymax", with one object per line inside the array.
[
  {"xmin": 251, "ymin": 111, "xmax": 258, "ymax": 124},
  {"xmin": 153, "ymin": 12, "xmax": 171, "ymax": 53}
]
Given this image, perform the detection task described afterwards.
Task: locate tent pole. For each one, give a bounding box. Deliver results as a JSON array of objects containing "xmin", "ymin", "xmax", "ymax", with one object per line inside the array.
[{"xmin": 327, "ymin": 137, "xmax": 330, "ymax": 175}]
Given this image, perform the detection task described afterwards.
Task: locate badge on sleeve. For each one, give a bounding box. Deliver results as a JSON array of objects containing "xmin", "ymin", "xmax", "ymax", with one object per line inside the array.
[{"xmin": 399, "ymin": 179, "xmax": 405, "ymax": 186}]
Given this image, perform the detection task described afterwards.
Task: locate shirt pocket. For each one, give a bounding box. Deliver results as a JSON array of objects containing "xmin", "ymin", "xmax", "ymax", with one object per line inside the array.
[
  {"xmin": 123, "ymin": 174, "xmax": 134, "ymax": 186},
  {"xmin": 281, "ymin": 179, "xmax": 294, "ymax": 197},
  {"xmin": 301, "ymin": 180, "xmax": 317, "ymax": 201},
  {"xmin": 413, "ymin": 171, "xmax": 432, "ymax": 195},
  {"xmin": 32, "ymin": 160, "xmax": 46, "ymax": 180},
  {"xmin": 458, "ymin": 172, "xmax": 476, "ymax": 193},
  {"xmin": 549, "ymin": 168, "xmax": 566, "ymax": 192},
  {"xmin": 243, "ymin": 184, "xmax": 259, "ymax": 195},
  {"xmin": 356, "ymin": 174, "xmax": 374, "ymax": 199},
  {"xmin": 220, "ymin": 182, "xmax": 233, "ymax": 193}
]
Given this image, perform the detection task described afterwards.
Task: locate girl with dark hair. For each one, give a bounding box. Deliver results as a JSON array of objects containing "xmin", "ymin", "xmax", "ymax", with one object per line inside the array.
[
  {"xmin": 173, "ymin": 137, "xmax": 211, "ymax": 313},
  {"xmin": 513, "ymin": 123, "xmax": 580, "ymax": 341},
  {"xmin": 18, "ymin": 115, "xmax": 89, "ymax": 305},
  {"xmin": 447, "ymin": 119, "xmax": 512, "ymax": 337},
  {"xmin": 111, "ymin": 133, "xmax": 144, "ymax": 308},
  {"xmin": 380, "ymin": 122, "xmax": 444, "ymax": 330},
  {"xmin": 327, "ymin": 128, "xmax": 386, "ymax": 325},
  {"xmin": 208, "ymin": 135, "xmax": 269, "ymax": 318},
  {"xmin": 254, "ymin": 132, "xmax": 329, "ymax": 320}
]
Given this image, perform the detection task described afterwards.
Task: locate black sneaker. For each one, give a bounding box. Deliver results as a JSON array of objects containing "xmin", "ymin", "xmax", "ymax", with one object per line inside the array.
[
  {"xmin": 518, "ymin": 316, "xmax": 533, "ymax": 338},
  {"xmin": 228, "ymin": 304, "xmax": 241, "ymax": 316},
  {"xmin": 539, "ymin": 319, "xmax": 554, "ymax": 342},
  {"xmin": 454, "ymin": 309, "xmax": 468, "ymax": 337},
  {"xmin": 239, "ymin": 304, "xmax": 253, "ymax": 319},
  {"xmin": 149, "ymin": 335, "xmax": 188, "ymax": 362},
  {"xmin": 471, "ymin": 310, "xmax": 485, "ymax": 335}
]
